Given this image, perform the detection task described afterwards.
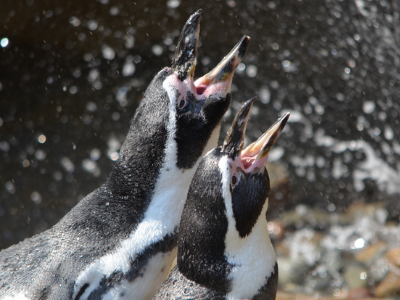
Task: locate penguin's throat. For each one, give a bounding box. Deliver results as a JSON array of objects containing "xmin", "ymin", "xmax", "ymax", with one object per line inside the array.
[
  {"xmin": 194, "ymin": 75, "xmax": 232, "ymax": 98},
  {"xmin": 231, "ymin": 152, "xmax": 268, "ymax": 174},
  {"xmin": 167, "ymin": 72, "xmax": 231, "ymax": 101},
  {"xmin": 242, "ymin": 156, "xmax": 256, "ymax": 170}
]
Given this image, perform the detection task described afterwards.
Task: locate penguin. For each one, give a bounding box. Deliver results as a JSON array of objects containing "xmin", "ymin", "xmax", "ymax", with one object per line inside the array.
[
  {"xmin": 0, "ymin": 10, "xmax": 250, "ymax": 300},
  {"xmin": 153, "ymin": 98, "xmax": 290, "ymax": 300}
]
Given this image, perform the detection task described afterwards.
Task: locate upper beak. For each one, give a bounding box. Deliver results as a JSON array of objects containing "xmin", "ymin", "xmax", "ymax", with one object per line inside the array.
[
  {"xmin": 222, "ymin": 97, "xmax": 257, "ymax": 159},
  {"xmin": 241, "ymin": 112, "xmax": 290, "ymax": 172},
  {"xmin": 171, "ymin": 9, "xmax": 202, "ymax": 81}
]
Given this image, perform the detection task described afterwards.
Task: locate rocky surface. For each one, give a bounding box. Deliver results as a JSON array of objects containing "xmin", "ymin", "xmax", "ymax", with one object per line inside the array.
[{"xmin": 271, "ymin": 201, "xmax": 400, "ymax": 298}]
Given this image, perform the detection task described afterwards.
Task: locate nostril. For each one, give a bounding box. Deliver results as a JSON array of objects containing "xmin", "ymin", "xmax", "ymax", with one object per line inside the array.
[{"xmin": 196, "ymin": 86, "xmax": 206, "ymax": 95}]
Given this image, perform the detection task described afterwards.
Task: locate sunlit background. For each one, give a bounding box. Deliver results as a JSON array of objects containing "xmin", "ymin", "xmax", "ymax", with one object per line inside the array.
[{"xmin": 1, "ymin": 0, "xmax": 400, "ymax": 298}]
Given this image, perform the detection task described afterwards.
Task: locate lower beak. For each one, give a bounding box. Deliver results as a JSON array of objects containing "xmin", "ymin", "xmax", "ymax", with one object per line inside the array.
[
  {"xmin": 194, "ymin": 35, "xmax": 250, "ymax": 93},
  {"xmin": 241, "ymin": 113, "xmax": 290, "ymax": 172}
]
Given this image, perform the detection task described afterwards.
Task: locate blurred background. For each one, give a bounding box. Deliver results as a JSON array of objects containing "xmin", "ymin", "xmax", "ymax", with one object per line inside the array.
[{"xmin": 1, "ymin": 0, "xmax": 400, "ymax": 298}]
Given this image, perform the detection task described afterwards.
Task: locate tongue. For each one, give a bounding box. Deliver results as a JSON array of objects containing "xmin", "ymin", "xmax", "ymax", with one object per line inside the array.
[{"xmin": 242, "ymin": 156, "xmax": 256, "ymax": 170}]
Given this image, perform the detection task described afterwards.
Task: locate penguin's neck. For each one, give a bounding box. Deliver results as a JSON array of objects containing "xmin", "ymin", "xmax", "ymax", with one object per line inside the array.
[
  {"xmin": 72, "ymin": 98, "xmax": 222, "ymax": 300},
  {"xmin": 219, "ymin": 157, "xmax": 277, "ymax": 299},
  {"xmin": 105, "ymin": 93, "xmax": 221, "ymax": 247}
]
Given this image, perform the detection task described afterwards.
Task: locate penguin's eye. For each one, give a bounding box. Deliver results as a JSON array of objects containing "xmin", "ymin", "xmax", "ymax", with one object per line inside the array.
[
  {"xmin": 231, "ymin": 175, "xmax": 237, "ymax": 186},
  {"xmin": 177, "ymin": 98, "xmax": 187, "ymax": 110}
]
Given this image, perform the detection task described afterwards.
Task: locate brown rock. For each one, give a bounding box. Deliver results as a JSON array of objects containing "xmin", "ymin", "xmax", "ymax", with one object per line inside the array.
[
  {"xmin": 374, "ymin": 271, "xmax": 400, "ymax": 297},
  {"xmin": 385, "ymin": 247, "xmax": 400, "ymax": 267},
  {"xmin": 347, "ymin": 201, "xmax": 386, "ymax": 218},
  {"xmin": 277, "ymin": 290, "xmax": 390, "ymax": 300},
  {"xmin": 355, "ymin": 241, "xmax": 387, "ymax": 264},
  {"xmin": 276, "ymin": 291, "xmax": 331, "ymax": 300},
  {"xmin": 275, "ymin": 242, "xmax": 290, "ymax": 256},
  {"xmin": 348, "ymin": 287, "xmax": 371, "ymax": 299}
]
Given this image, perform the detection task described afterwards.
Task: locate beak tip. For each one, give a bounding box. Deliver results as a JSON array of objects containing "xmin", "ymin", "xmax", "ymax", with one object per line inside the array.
[
  {"xmin": 188, "ymin": 9, "xmax": 202, "ymax": 26},
  {"xmin": 247, "ymin": 96, "xmax": 257, "ymax": 105},
  {"xmin": 280, "ymin": 112, "xmax": 291, "ymax": 128},
  {"xmin": 171, "ymin": 10, "xmax": 202, "ymax": 80},
  {"xmin": 222, "ymin": 97, "xmax": 256, "ymax": 158},
  {"xmin": 238, "ymin": 36, "xmax": 251, "ymax": 58}
]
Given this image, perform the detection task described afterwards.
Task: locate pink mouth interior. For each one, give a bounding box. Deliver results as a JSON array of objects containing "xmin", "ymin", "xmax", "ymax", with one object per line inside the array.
[
  {"xmin": 196, "ymin": 86, "xmax": 206, "ymax": 95},
  {"xmin": 239, "ymin": 147, "xmax": 270, "ymax": 173},
  {"xmin": 193, "ymin": 75, "xmax": 210, "ymax": 96},
  {"xmin": 241, "ymin": 154, "xmax": 257, "ymax": 170}
]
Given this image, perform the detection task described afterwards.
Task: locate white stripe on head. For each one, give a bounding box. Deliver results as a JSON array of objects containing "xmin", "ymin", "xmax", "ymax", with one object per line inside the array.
[{"xmin": 218, "ymin": 156, "xmax": 276, "ymax": 300}]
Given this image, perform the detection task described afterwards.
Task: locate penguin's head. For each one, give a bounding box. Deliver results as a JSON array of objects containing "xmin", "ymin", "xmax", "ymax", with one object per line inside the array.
[
  {"xmin": 130, "ymin": 10, "xmax": 250, "ymax": 170},
  {"xmin": 220, "ymin": 98, "xmax": 290, "ymax": 237},
  {"xmin": 178, "ymin": 98, "xmax": 289, "ymax": 293}
]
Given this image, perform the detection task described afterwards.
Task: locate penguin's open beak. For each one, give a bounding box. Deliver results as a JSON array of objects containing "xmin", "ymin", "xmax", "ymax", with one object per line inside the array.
[
  {"xmin": 171, "ymin": 9, "xmax": 250, "ymax": 95},
  {"xmin": 194, "ymin": 35, "xmax": 250, "ymax": 93},
  {"xmin": 241, "ymin": 112, "xmax": 290, "ymax": 173},
  {"xmin": 222, "ymin": 97, "xmax": 290, "ymax": 172},
  {"xmin": 222, "ymin": 97, "xmax": 257, "ymax": 159},
  {"xmin": 171, "ymin": 10, "xmax": 201, "ymax": 81}
]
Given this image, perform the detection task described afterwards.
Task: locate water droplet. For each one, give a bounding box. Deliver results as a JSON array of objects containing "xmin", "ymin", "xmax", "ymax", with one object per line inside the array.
[
  {"xmin": 167, "ymin": 0, "xmax": 180, "ymax": 8},
  {"xmin": 90, "ymin": 148, "xmax": 101, "ymax": 161},
  {"xmin": 270, "ymin": 80, "xmax": 279, "ymax": 89},
  {"xmin": 259, "ymin": 86, "xmax": 270, "ymax": 104},
  {"xmin": 384, "ymin": 125, "xmax": 394, "ymax": 140},
  {"xmin": 363, "ymin": 101, "xmax": 375, "ymax": 114},
  {"xmin": 35, "ymin": 149, "xmax": 46, "ymax": 161},
  {"xmin": 348, "ymin": 60, "xmax": 356, "ymax": 68},
  {"xmin": 352, "ymin": 238, "xmax": 365, "ymax": 249},
  {"xmin": 69, "ymin": 17, "xmax": 81, "ymax": 27},
  {"xmin": 69, "ymin": 86, "xmax": 78, "ymax": 95},
  {"xmin": 0, "ymin": 141, "xmax": 10, "ymax": 152},
  {"xmin": 38, "ymin": 135, "xmax": 46, "ymax": 143},
  {"xmin": 112, "ymin": 112, "xmax": 120, "ymax": 121},
  {"xmin": 1, "ymin": 38, "xmax": 9, "ymax": 48},
  {"xmin": 88, "ymin": 70, "xmax": 99, "ymax": 84},
  {"xmin": 327, "ymin": 203, "xmax": 336, "ymax": 212},
  {"xmin": 152, "ymin": 45, "xmax": 163, "ymax": 56},
  {"xmin": 125, "ymin": 35, "xmax": 135, "ymax": 49},
  {"xmin": 5, "ymin": 181, "xmax": 15, "ymax": 194},
  {"xmin": 82, "ymin": 159, "xmax": 101, "ymax": 176},
  {"xmin": 109, "ymin": 6, "xmax": 120, "ymax": 16},
  {"xmin": 226, "ymin": 0, "xmax": 236, "ymax": 7},
  {"xmin": 122, "ymin": 61, "xmax": 135, "ymax": 76},
  {"xmin": 336, "ymin": 93, "xmax": 344, "ymax": 101},
  {"xmin": 87, "ymin": 20, "xmax": 98, "ymax": 31},
  {"xmin": 83, "ymin": 53, "xmax": 93, "ymax": 62},
  {"xmin": 102, "ymin": 45, "xmax": 115, "ymax": 60},
  {"xmin": 31, "ymin": 191, "xmax": 42, "ymax": 204},
  {"xmin": 86, "ymin": 101, "xmax": 97, "ymax": 112},
  {"xmin": 53, "ymin": 171, "xmax": 63, "ymax": 180},
  {"xmin": 246, "ymin": 65, "xmax": 257, "ymax": 77}
]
